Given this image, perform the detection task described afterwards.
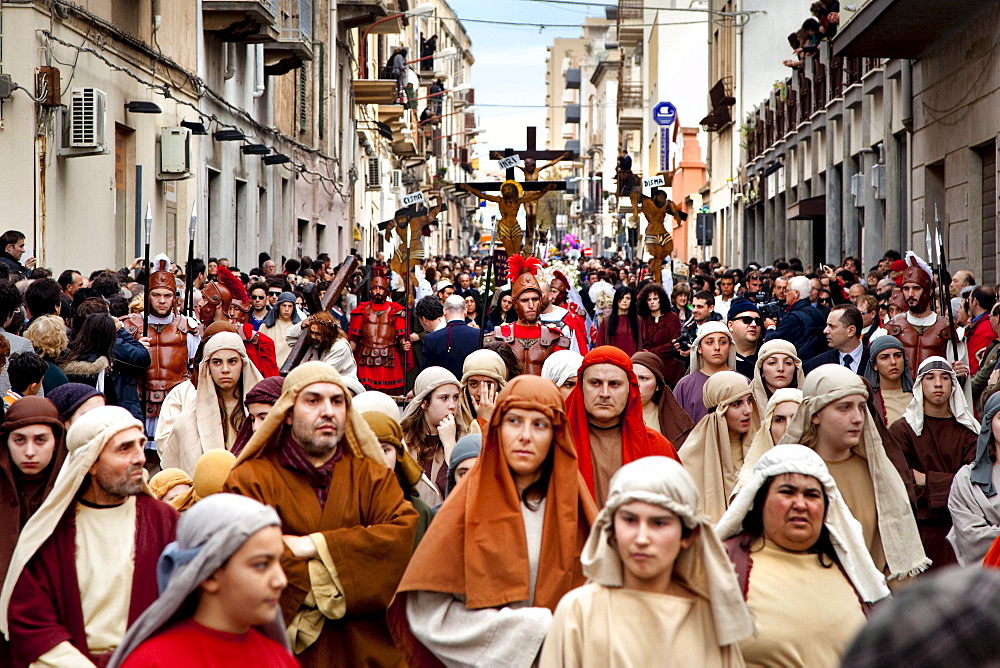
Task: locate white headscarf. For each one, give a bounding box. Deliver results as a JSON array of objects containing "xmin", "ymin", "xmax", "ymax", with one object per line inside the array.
[
  {"xmin": 108, "ymin": 494, "xmax": 289, "ymax": 667},
  {"xmin": 689, "ymin": 321, "xmax": 737, "ymax": 374},
  {"xmin": 194, "ymin": 332, "xmax": 264, "ymax": 452},
  {"xmin": 0, "ymin": 406, "xmax": 146, "ymax": 636},
  {"xmin": 716, "ymin": 443, "xmax": 891, "ymax": 603},
  {"xmin": 582, "ymin": 456, "xmax": 754, "ymax": 646},
  {"xmin": 903, "ymin": 356, "xmax": 979, "ymax": 436},
  {"xmin": 736, "ymin": 388, "xmax": 804, "ymax": 494},
  {"xmin": 352, "ymin": 391, "xmax": 402, "ymax": 421},
  {"xmin": 541, "ymin": 349, "xmax": 584, "ymax": 388},
  {"xmin": 749, "ymin": 339, "xmax": 805, "ymax": 415},
  {"xmin": 399, "ymin": 366, "xmax": 461, "ymax": 424},
  {"xmin": 779, "ymin": 364, "xmax": 931, "ymax": 579}
]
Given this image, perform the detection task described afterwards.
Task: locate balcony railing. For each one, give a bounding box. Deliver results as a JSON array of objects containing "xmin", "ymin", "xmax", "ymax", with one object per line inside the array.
[
  {"xmin": 813, "ymin": 60, "xmax": 827, "ymax": 109},
  {"xmin": 618, "ymin": 0, "xmax": 643, "ymax": 21},
  {"xmin": 618, "ymin": 82, "xmax": 643, "ymax": 109}
]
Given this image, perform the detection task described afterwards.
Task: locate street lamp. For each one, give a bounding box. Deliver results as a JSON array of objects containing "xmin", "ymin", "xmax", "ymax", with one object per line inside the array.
[{"xmin": 359, "ymin": 4, "xmax": 435, "ymax": 79}]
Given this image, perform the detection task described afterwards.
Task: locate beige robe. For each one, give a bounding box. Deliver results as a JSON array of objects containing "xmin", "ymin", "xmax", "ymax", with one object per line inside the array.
[
  {"xmin": 540, "ymin": 584, "xmax": 744, "ymax": 667},
  {"xmin": 260, "ymin": 319, "xmax": 296, "ymax": 367},
  {"xmin": 740, "ymin": 541, "xmax": 866, "ymax": 668}
]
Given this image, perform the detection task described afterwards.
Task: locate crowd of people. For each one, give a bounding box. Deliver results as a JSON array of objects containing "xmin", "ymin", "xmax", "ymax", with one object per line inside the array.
[
  {"xmin": 784, "ymin": 0, "xmax": 840, "ymax": 70},
  {"xmin": 3, "ymin": 221, "xmax": 1000, "ymax": 667}
]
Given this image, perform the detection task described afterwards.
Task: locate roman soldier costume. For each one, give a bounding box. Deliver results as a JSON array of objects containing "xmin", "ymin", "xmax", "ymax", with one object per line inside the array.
[
  {"xmin": 492, "ymin": 255, "xmax": 569, "ymax": 375},
  {"xmin": 885, "ymin": 253, "xmax": 953, "ymax": 373},
  {"xmin": 210, "ymin": 266, "xmax": 279, "ymax": 377},
  {"xmin": 542, "ymin": 269, "xmax": 588, "ymax": 352},
  {"xmin": 348, "ymin": 267, "xmax": 409, "ymax": 393}
]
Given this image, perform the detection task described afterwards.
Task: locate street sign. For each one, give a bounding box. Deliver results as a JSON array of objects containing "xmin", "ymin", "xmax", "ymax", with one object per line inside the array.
[
  {"xmin": 497, "ymin": 154, "xmax": 522, "ymax": 170},
  {"xmin": 402, "ymin": 191, "xmax": 426, "ymax": 207},
  {"xmin": 653, "ymin": 101, "xmax": 677, "ymax": 126}
]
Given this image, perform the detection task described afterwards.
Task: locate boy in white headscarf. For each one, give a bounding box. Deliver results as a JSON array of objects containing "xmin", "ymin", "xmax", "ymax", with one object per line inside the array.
[
  {"xmin": 109, "ymin": 494, "xmax": 296, "ymax": 667},
  {"xmin": 673, "ymin": 322, "xmax": 738, "ymax": 423},
  {"xmin": 780, "ymin": 364, "xmax": 930, "ymax": 579},
  {"xmin": 540, "ymin": 456, "xmax": 753, "ymax": 666},
  {"xmin": 887, "ymin": 356, "xmax": 979, "ymax": 567}
]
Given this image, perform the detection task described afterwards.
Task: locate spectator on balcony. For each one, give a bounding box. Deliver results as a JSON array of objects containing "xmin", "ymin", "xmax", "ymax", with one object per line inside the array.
[
  {"xmin": 384, "ymin": 46, "xmax": 408, "ymax": 101},
  {"xmin": 429, "ymin": 78, "xmax": 445, "ymax": 116},
  {"xmin": 420, "ymin": 35, "xmax": 437, "ymax": 72},
  {"xmin": 800, "ymin": 19, "xmax": 820, "ymax": 54},
  {"xmin": 783, "ymin": 32, "xmax": 805, "ymax": 69}
]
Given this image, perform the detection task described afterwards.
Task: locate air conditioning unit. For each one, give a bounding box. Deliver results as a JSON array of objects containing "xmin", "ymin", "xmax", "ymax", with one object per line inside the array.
[
  {"xmin": 366, "ymin": 156, "xmax": 381, "ymax": 190},
  {"xmin": 158, "ymin": 127, "xmax": 194, "ymax": 180},
  {"xmin": 391, "ymin": 169, "xmax": 402, "ymax": 189},
  {"xmin": 871, "ymin": 164, "xmax": 887, "ymax": 200},
  {"xmin": 57, "ymin": 88, "xmax": 109, "ymax": 157},
  {"xmin": 69, "ymin": 88, "xmax": 106, "ymax": 148},
  {"xmin": 850, "ymin": 173, "xmax": 865, "ymax": 208}
]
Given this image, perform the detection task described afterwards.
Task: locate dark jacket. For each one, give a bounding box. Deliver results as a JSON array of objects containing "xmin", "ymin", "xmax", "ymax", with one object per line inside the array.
[
  {"xmin": 422, "ymin": 320, "xmax": 481, "ymax": 379},
  {"xmin": 803, "ymin": 344, "xmax": 870, "ymax": 376},
  {"xmin": 0, "ymin": 253, "xmax": 26, "ymax": 282},
  {"xmin": 764, "ymin": 298, "xmax": 828, "ymax": 362},
  {"xmin": 58, "ymin": 329, "xmax": 151, "ymax": 420}
]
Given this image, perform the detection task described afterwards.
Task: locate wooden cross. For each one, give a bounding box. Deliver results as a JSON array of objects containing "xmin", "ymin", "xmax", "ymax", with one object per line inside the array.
[{"xmin": 463, "ymin": 127, "xmax": 576, "ymax": 251}]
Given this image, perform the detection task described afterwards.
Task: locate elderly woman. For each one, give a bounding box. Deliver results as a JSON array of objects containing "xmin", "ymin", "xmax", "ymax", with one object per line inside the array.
[
  {"xmin": 948, "ymin": 393, "xmax": 1000, "ymax": 565},
  {"xmin": 541, "ymin": 350, "xmax": 583, "ymax": 401},
  {"xmin": 717, "ymin": 443, "xmax": 890, "ymax": 667},
  {"xmin": 864, "ymin": 335, "xmax": 914, "ymax": 426},
  {"xmin": 736, "ymin": 388, "xmax": 803, "ymax": 493},
  {"xmin": 24, "ymin": 315, "xmax": 69, "ymax": 393},
  {"xmin": 677, "ymin": 371, "xmax": 756, "ymax": 522},
  {"xmin": 258, "ymin": 292, "xmax": 301, "ymax": 368},
  {"xmin": 400, "ymin": 366, "xmax": 464, "ymax": 506},
  {"xmin": 457, "ymin": 350, "xmax": 508, "ymax": 434},
  {"xmin": 631, "ymin": 352, "xmax": 694, "ymax": 447},
  {"xmin": 540, "ymin": 457, "xmax": 753, "ymax": 666},
  {"xmin": 390, "ymin": 376, "xmax": 598, "ymax": 666},
  {"xmin": 160, "ymin": 332, "xmax": 263, "ymax": 474},
  {"xmin": 749, "ymin": 340, "xmax": 804, "ymax": 433}
]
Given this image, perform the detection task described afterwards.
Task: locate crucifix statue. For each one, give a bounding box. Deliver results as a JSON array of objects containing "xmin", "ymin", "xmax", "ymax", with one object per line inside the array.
[
  {"xmin": 460, "ymin": 180, "xmax": 556, "ymax": 256},
  {"xmin": 638, "ymin": 188, "xmax": 686, "ymax": 284},
  {"xmin": 462, "ymin": 127, "xmax": 575, "ymax": 255}
]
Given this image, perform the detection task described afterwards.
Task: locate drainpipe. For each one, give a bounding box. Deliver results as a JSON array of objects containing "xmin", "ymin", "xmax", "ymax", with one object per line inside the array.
[
  {"xmin": 901, "ymin": 58, "xmax": 913, "ymax": 133},
  {"xmin": 253, "ymin": 44, "xmax": 265, "ymax": 98},
  {"xmin": 224, "ymin": 42, "xmax": 237, "ymax": 80}
]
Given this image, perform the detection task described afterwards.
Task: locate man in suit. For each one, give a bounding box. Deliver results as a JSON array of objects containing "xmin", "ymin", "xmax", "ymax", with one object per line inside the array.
[
  {"xmin": 804, "ymin": 304, "xmax": 869, "ymax": 375},
  {"xmin": 422, "ymin": 295, "xmax": 480, "ymax": 378}
]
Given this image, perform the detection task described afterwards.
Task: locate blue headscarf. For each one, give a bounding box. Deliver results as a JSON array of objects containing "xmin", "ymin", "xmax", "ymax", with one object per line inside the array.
[
  {"xmin": 971, "ymin": 393, "xmax": 1000, "ymax": 498},
  {"xmin": 262, "ymin": 291, "xmax": 302, "ymax": 328},
  {"xmin": 864, "ymin": 335, "xmax": 914, "ymax": 392}
]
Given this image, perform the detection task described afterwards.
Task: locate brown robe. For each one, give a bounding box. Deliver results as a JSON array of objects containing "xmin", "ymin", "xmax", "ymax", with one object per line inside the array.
[
  {"xmin": 886, "ymin": 415, "xmax": 978, "ymax": 568},
  {"xmin": 224, "ymin": 445, "xmax": 418, "ymax": 668}
]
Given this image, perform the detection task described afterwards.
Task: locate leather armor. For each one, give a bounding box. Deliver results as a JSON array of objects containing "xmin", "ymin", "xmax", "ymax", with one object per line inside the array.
[
  {"xmin": 124, "ymin": 314, "xmax": 194, "ymax": 417},
  {"xmin": 358, "ymin": 304, "xmax": 400, "ymax": 367},
  {"xmin": 493, "ymin": 323, "xmax": 570, "ymax": 376},
  {"xmin": 884, "ymin": 313, "xmax": 951, "ymax": 373}
]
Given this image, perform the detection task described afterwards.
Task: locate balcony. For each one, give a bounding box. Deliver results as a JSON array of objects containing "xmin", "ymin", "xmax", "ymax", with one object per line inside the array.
[
  {"xmin": 565, "ymin": 104, "xmax": 581, "ymax": 124},
  {"xmin": 565, "ymin": 68, "xmax": 581, "ymax": 90},
  {"xmin": 699, "ymin": 77, "xmax": 735, "ymax": 132},
  {"xmin": 264, "ymin": 0, "xmax": 314, "ymax": 74},
  {"xmin": 617, "ymin": 0, "xmax": 643, "ymax": 48},
  {"xmin": 617, "ymin": 81, "xmax": 643, "ymax": 131},
  {"xmin": 203, "ymin": 0, "xmax": 279, "ymax": 42},
  {"xmin": 353, "ymin": 79, "xmax": 399, "ymax": 105},
  {"xmin": 337, "ymin": 0, "xmax": 393, "ymax": 31}
]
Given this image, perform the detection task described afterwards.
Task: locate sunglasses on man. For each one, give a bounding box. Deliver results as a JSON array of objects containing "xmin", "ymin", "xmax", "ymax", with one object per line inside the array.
[{"xmin": 733, "ymin": 316, "xmax": 763, "ymax": 327}]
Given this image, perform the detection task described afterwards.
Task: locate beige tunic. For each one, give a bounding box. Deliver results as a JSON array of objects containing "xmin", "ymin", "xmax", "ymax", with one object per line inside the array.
[
  {"xmin": 589, "ymin": 426, "xmax": 624, "ymax": 507},
  {"xmin": 881, "ymin": 388, "xmax": 912, "ymax": 426},
  {"xmin": 540, "ymin": 584, "xmax": 744, "ymax": 668},
  {"xmin": 740, "ymin": 541, "xmax": 865, "ymax": 668},
  {"xmin": 642, "ymin": 402, "xmax": 661, "ymax": 432},
  {"xmin": 259, "ymin": 319, "xmax": 296, "ymax": 367},
  {"xmin": 826, "ymin": 453, "xmax": 887, "ymax": 572}
]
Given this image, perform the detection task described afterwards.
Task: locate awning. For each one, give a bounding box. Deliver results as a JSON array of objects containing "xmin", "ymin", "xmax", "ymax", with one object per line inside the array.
[
  {"xmin": 787, "ymin": 196, "xmax": 826, "ymax": 220},
  {"xmin": 832, "ymin": 0, "xmax": 995, "ymax": 58}
]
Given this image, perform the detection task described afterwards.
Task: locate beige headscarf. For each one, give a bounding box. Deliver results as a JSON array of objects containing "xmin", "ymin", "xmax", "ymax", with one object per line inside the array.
[
  {"xmin": 677, "ymin": 371, "xmax": 753, "ymax": 523},
  {"xmin": 749, "ymin": 339, "xmax": 805, "ymax": 428},
  {"xmin": 0, "ymin": 406, "xmax": 145, "ymax": 636},
  {"xmin": 581, "ymin": 456, "xmax": 754, "ymax": 646},
  {"xmin": 351, "ymin": 391, "xmax": 402, "ymax": 421},
  {"xmin": 688, "ymin": 321, "xmax": 738, "ymax": 374},
  {"xmin": 779, "ymin": 364, "xmax": 931, "ymax": 579},
  {"xmin": 234, "ymin": 361, "xmax": 386, "ymax": 466},
  {"xmin": 736, "ymin": 388, "xmax": 803, "ymax": 494},
  {"xmin": 400, "ymin": 366, "xmax": 463, "ymax": 424},
  {"xmin": 717, "ymin": 443, "xmax": 890, "ymax": 603},
  {"xmin": 457, "ymin": 350, "xmax": 508, "ymax": 433},
  {"xmin": 196, "ymin": 332, "xmax": 264, "ymax": 450}
]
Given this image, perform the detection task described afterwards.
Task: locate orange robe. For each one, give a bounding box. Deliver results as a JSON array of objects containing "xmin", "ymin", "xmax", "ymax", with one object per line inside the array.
[{"xmin": 225, "ymin": 448, "xmax": 417, "ymax": 667}]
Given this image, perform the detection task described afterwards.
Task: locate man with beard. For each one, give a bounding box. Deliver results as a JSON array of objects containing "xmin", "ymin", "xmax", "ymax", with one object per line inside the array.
[
  {"xmin": 123, "ymin": 255, "xmax": 200, "ymax": 454},
  {"xmin": 224, "ymin": 363, "xmax": 417, "ymax": 667},
  {"xmin": 488, "ymin": 255, "xmax": 569, "ymax": 376},
  {"xmin": 348, "ymin": 267, "xmax": 410, "ymax": 394},
  {"xmin": 540, "ymin": 270, "xmax": 588, "ymax": 352},
  {"xmin": 285, "ymin": 311, "xmax": 357, "ymax": 380},
  {"xmin": 885, "ymin": 253, "xmax": 969, "ymax": 379},
  {"xmin": 1, "ymin": 406, "xmax": 178, "ymax": 666}
]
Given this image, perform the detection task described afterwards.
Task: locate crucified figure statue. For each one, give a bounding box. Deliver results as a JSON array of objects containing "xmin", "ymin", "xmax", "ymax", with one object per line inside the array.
[
  {"xmin": 517, "ymin": 153, "xmax": 568, "ymax": 251},
  {"xmin": 386, "ymin": 199, "xmax": 444, "ymax": 299},
  {"xmin": 639, "ymin": 189, "xmax": 685, "ymax": 284},
  {"xmin": 460, "ymin": 180, "xmax": 556, "ymax": 256}
]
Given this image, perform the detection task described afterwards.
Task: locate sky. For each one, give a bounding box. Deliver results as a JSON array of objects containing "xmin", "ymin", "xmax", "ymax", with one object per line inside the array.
[{"xmin": 447, "ymin": 0, "xmax": 605, "ymax": 176}]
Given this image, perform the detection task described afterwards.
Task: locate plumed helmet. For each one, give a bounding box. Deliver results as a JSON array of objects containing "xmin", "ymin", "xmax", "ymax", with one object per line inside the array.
[
  {"xmin": 508, "ymin": 255, "xmax": 542, "ymax": 300},
  {"xmin": 147, "ymin": 254, "xmax": 175, "ymax": 293},
  {"xmin": 370, "ymin": 266, "xmax": 390, "ymax": 290}
]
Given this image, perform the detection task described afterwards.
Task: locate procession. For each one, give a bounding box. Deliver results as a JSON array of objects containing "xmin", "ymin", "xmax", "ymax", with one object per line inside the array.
[{"xmin": 1, "ymin": 0, "xmax": 999, "ymax": 666}]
